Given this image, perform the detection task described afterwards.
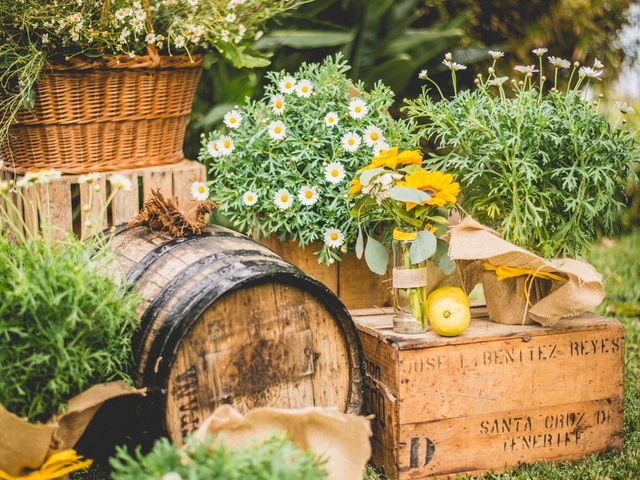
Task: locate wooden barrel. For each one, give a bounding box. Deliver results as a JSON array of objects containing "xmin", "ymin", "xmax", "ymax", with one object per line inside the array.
[{"xmin": 110, "ymin": 225, "xmax": 365, "ymax": 441}]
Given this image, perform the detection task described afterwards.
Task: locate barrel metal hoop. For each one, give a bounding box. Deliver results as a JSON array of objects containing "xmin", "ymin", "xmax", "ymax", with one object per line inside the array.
[{"xmin": 133, "ymin": 249, "xmax": 276, "ymax": 364}]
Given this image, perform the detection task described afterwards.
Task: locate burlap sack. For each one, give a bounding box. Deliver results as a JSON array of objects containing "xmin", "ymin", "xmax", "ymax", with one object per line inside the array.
[
  {"xmin": 0, "ymin": 382, "xmax": 144, "ymax": 476},
  {"xmin": 194, "ymin": 405, "xmax": 372, "ymax": 480},
  {"xmin": 448, "ymin": 217, "xmax": 605, "ymax": 326}
]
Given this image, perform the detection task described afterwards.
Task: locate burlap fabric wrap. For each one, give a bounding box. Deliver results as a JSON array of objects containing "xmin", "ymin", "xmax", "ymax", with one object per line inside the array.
[
  {"xmin": 0, "ymin": 382, "xmax": 144, "ymax": 476},
  {"xmin": 195, "ymin": 405, "xmax": 372, "ymax": 480},
  {"xmin": 448, "ymin": 217, "xmax": 605, "ymax": 326}
]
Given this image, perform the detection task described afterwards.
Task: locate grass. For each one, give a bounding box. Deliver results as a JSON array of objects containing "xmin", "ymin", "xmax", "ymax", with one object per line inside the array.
[{"xmin": 75, "ymin": 229, "xmax": 640, "ymax": 479}]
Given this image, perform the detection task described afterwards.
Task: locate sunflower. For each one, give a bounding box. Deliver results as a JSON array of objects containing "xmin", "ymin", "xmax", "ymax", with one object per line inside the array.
[
  {"xmin": 396, "ymin": 150, "xmax": 422, "ymax": 166},
  {"xmin": 398, "ymin": 169, "xmax": 460, "ymax": 210}
]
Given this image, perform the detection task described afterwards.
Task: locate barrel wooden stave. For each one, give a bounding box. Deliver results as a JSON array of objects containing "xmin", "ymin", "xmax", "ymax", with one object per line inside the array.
[{"xmin": 112, "ymin": 225, "xmax": 364, "ymax": 441}]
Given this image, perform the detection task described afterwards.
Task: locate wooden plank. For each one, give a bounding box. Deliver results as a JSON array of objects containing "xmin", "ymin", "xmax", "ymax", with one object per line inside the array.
[
  {"xmin": 42, "ymin": 179, "xmax": 73, "ymax": 239},
  {"xmin": 171, "ymin": 161, "xmax": 206, "ymax": 203},
  {"xmin": 110, "ymin": 172, "xmax": 140, "ymax": 225},
  {"xmin": 142, "ymin": 167, "xmax": 173, "ymax": 201},
  {"xmin": 338, "ymin": 253, "xmax": 393, "ymax": 310},
  {"xmin": 353, "ymin": 311, "xmax": 621, "ymax": 350},
  {"xmin": 396, "ymin": 398, "xmax": 624, "ymax": 479},
  {"xmin": 79, "ymin": 178, "xmax": 107, "ymax": 238},
  {"xmin": 396, "ymin": 326, "xmax": 624, "ymax": 423}
]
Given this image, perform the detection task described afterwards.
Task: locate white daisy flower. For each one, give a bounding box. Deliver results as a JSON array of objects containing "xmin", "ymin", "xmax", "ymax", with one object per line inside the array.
[
  {"xmin": 548, "ymin": 56, "xmax": 571, "ymax": 69},
  {"xmin": 242, "ymin": 191, "xmax": 258, "ymax": 206},
  {"xmin": 593, "ymin": 58, "xmax": 604, "ymax": 69},
  {"xmin": 532, "ymin": 47, "xmax": 548, "ymax": 57},
  {"xmin": 109, "ymin": 173, "xmax": 132, "ymax": 191},
  {"xmin": 488, "ymin": 50, "xmax": 504, "ymax": 59},
  {"xmin": 272, "ymin": 95, "xmax": 285, "ymax": 115},
  {"xmin": 78, "ymin": 172, "xmax": 101, "ymax": 185},
  {"xmin": 487, "ymin": 76, "xmax": 509, "ymax": 86},
  {"xmin": 324, "ymin": 228, "xmax": 344, "ymax": 248},
  {"xmin": 207, "ymin": 140, "xmax": 221, "ymax": 158},
  {"xmin": 298, "ymin": 185, "xmax": 319, "ymax": 206},
  {"xmin": 16, "ymin": 172, "xmax": 38, "ymax": 189},
  {"xmin": 442, "ymin": 59, "xmax": 467, "ymax": 71},
  {"xmin": 324, "ymin": 111, "xmax": 339, "ymax": 127},
  {"xmin": 578, "ymin": 66, "xmax": 603, "ymax": 80},
  {"xmin": 218, "ymin": 136, "xmax": 234, "ymax": 155},
  {"xmin": 274, "ymin": 188, "xmax": 293, "ymax": 210},
  {"xmin": 324, "ymin": 162, "xmax": 345, "ymax": 184},
  {"xmin": 296, "ymin": 79, "xmax": 313, "ymax": 97},
  {"xmin": 191, "ymin": 181, "xmax": 209, "ymax": 201},
  {"xmin": 279, "ymin": 75, "xmax": 296, "ymax": 94},
  {"xmin": 341, "ymin": 132, "xmax": 361, "ymax": 153},
  {"xmin": 372, "ymin": 140, "xmax": 391, "ymax": 157},
  {"xmin": 161, "ymin": 473, "xmax": 182, "ymax": 480},
  {"xmin": 348, "ymin": 98, "xmax": 368, "ymax": 119},
  {"xmin": 616, "ymin": 101, "xmax": 635, "ymax": 115},
  {"xmin": 514, "ymin": 65, "xmax": 538, "ymax": 75},
  {"xmin": 444, "ymin": 52, "xmax": 453, "ymax": 61},
  {"xmin": 363, "ymin": 125, "xmax": 384, "ymax": 147},
  {"xmin": 418, "ymin": 69, "xmax": 428, "ymax": 80},
  {"xmin": 223, "ymin": 109, "xmax": 242, "ymax": 129},
  {"xmin": 268, "ymin": 120, "xmax": 287, "ymax": 141},
  {"xmin": 36, "ymin": 169, "xmax": 62, "ymax": 184}
]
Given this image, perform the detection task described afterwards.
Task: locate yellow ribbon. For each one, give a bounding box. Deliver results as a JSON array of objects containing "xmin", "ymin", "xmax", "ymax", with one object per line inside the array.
[
  {"xmin": 0, "ymin": 450, "xmax": 93, "ymax": 480},
  {"xmin": 392, "ymin": 226, "xmax": 437, "ymax": 241},
  {"xmin": 483, "ymin": 261, "xmax": 567, "ymax": 307}
]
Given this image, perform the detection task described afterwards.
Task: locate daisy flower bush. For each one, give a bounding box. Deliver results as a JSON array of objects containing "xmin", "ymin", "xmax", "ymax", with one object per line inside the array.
[
  {"xmin": 200, "ymin": 54, "xmax": 415, "ymax": 264},
  {"xmin": 404, "ymin": 50, "xmax": 640, "ymax": 258}
]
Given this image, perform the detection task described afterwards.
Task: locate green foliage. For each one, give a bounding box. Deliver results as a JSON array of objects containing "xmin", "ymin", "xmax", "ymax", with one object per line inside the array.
[
  {"xmin": 404, "ymin": 52, "xmax": 639, "ymax": 258},
  {"xmin": 200, "ymin": 54, "xmax": 416, "ymax": 264},
  {"xmin": 110, "ymin": 434, "xmax": 328, "ymax": 479},
  {"xmin": 0, "ymin": 0, "xmax": 300, "ymax": 145},
  {"xmin": 0, "ymin": 234, "xmax": 139, "ymax": 422}
]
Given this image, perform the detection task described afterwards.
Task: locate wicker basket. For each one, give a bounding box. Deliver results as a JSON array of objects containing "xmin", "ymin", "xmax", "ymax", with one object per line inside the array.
[{"xmin": 1, "ymin": 54, "xmax": 202, "ymax": 174}]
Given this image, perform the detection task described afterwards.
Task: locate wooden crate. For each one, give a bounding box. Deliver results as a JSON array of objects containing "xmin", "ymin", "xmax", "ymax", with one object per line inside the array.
[
  {"xmin": 258, "ymin": 236, "xmax": 393, "ymax": 310},
  {"xmin": 1, "ymin": 160, "xmax": 205, "ymax": 239},
  {"xmin": 353, "ymin": 307, "xmax": 625, "ymax": 479}
]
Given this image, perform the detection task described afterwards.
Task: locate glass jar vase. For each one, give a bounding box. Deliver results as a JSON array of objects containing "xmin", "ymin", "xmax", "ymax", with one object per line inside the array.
[{"xmin": 391, "ymin": 234, "xmax": 429, "ymax": 334}]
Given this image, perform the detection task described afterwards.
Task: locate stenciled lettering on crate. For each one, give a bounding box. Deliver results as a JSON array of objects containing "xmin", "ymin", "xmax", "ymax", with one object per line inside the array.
[{"xmin": 355, "ymin": 308, "xmax": 625, "ymax": 480}]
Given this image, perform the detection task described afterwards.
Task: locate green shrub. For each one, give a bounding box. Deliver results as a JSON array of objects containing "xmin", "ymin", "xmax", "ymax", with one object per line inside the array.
[
  {"xmin": 110, "ymin": 434, "xmax": 328, "ymax": 480},
  {"xmin": 0, "ymin": 234, "xmax": 139, "ymax": 422}
]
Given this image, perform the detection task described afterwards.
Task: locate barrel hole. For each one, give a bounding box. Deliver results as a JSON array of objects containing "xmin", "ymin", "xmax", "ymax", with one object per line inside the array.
[{"xmin": 137, "ymin": 176, "xmax": 144, "ymax": 210}]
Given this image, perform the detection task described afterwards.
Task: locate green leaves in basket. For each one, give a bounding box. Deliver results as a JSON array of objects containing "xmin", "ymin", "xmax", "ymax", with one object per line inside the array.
[
  {"xmin": 409, "ymin": 230, "xmax": 437, "ymax": 265},
  {"xmin": 364, "ymin": 235, "xmax": 389, "ymax": 275}
]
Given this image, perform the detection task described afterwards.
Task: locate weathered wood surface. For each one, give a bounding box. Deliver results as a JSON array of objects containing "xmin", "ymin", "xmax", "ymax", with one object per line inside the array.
[
  {"xmin": 354, "ymin": 308, "xmax": 625, "ymax": 480},
  {"xmin": 111, "ymin": 225, "xmax": 365, "ymax": 443},
  {"xmin": 257, "ymin": 236, "xmax": 393, "ymax": 310},
  {"xmin": 1, "ymin": 159, "xmax": 205, "ymax": 239}
]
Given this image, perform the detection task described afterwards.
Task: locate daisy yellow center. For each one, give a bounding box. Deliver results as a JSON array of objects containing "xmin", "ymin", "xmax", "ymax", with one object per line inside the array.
[
  {"xmin": 328, "ymin": 117, "xmax": 334, "ymax": 123},
  {"xmin": 330, "ymin": 232, "xmax": 339, "ymax": 241},
  {"xmin": 285, "ymin": 82, "xmax": 292, "ymax": 89},
  {"xmin": 280, "ymin": 194, "xmax": 288, "ymax": 202},
  {"xmin": 302, "ymin": 85, "xmax": 309, "ymax": 92},
  {"xmin": 275, "ymin": 100, "xmax": 283, "ymax": 108},
  {"xmin": 370, "ymin": 132, "xmax": 379, "ymax": 141},
  {"xmin": 198, "ymin": 186, "xmax": 206, "ymax": 193},
  {"xmin": 348, "ymin": 138, "xmax": 355, "ymax": 145},
  {"xmin": 247, "ymin": 195, "xmax": 254, "ymax": 201},
  {"xmin": 274, "ymin": 126, "xmax": 282, "ymax": 134},
  {"xmin": 224, "ymin": 140, "xmax": 231, "ymax": 148},
  {"xmin": 230, "ymin": 117, "xmax": 237, "ymax": 124},
  {"xmin": 305, "ymin": 190, "xmax": 313, "ymax": 199},
  {"xmin": 331, "ymin": 169, "xmax": 339, "ymax": 177},
  {"xmin": 354, "ymin": 106, "xmax": 361, "ymax": 113}
]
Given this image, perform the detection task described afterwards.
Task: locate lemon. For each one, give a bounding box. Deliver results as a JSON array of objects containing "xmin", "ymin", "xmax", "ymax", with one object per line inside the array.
[{"xmin": 426, "ymin": 286, "xmax": 471, "ymax": 337}]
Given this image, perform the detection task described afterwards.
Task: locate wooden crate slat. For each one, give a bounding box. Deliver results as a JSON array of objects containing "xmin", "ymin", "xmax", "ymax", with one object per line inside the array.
[{"xmin": 79, "ymin": 177, "xmax": 108, "ymax": 237}]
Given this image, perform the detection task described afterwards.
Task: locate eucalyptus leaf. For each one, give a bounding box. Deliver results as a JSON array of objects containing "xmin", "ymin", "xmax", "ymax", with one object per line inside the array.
[
  {"xmin": 389, "ymin": 186, "xmax": 431, "ymax": 204},
  {"xmin": 355, "ymin": 228, "xmax": 364, "ymax": 259},
  {"xmin": 364, "ymin": 235, "xmax": 389, "ymax": 275},
  {"xmin": 359, "ymin": 167, "xmax": 385, "ymax": 186},
  {"xmin": 409, "ymin": 230, "xmax": 437, "ymax": 264},
  {"xmin": 435, "ymin": 238, "xmax": 456, "ymax": 274}
]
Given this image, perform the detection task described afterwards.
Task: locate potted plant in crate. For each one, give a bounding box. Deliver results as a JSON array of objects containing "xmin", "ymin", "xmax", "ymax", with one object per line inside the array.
[
  {"xmin": 198, "ymin": 54, "xmax": 416, "ymax": 308},
  {"xmin": 0, "ymin": 0, "xmax": 299, "ymax": 174},
  {"xmin": 0, "ymin": 171, "xmax": 142, "ymax": 477},
  {"xmin": 404, "ymin": 49, "xmax": 639, "ymax": 324}
]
